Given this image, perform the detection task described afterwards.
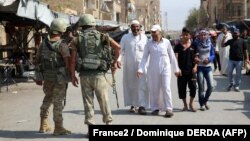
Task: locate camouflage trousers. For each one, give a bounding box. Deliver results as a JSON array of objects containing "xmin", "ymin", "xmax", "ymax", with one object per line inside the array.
[
  {"xmin": 80, "ymin": 74, "xmax": 113, "ymax": 125},
  {"xmin": 40, "ymin": 81, "xmax": 67, "ymax": 123}
]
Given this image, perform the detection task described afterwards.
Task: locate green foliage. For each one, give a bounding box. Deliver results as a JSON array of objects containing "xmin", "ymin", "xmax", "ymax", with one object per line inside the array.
[
  {"xmin": 185, "ymin": 8, "xmax": 199, "ymax": 31},
  {"xmin": 185, "ymin": 7, "xmax": 208, "ymax": 31}
]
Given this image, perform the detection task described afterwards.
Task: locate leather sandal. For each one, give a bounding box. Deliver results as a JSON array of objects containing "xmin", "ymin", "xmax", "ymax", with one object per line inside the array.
[{"xmin": 129, "ymin": 106, "xmax": 136, "ymax": 113}]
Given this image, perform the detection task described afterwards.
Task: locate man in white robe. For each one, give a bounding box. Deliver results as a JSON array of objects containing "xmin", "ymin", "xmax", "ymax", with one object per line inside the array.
[
  {"xmin": 216, "ymin": 25, "xmax": 232, "ymax": 75},
  {"xmin": 137, "ymin": 24, "xmax": 180, "ymax": 118},
  {"xmin": 119, "ymin": 20, "xmax": 149, "ymax": 114}
]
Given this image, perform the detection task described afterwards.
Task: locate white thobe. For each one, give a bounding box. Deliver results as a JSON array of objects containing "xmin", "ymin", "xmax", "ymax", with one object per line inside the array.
[
  {"xmin": 138, "ymin": 38, "xmax": 179, "ymax": 111},
  {"xmin": 216, "ymin": 32, "xmax": 232, "ymax": 75},
  {"xmin": 120, "ymin": 33, "xmax": 150, "ymax": 108}
]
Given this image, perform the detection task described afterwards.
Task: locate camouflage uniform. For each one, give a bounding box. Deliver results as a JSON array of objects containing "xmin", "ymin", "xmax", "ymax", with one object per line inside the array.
[
  {"xmin": 37, "ymin": 39, "xmax": 71, "ymax": 133},
  {"xmin": 71, "ymin": 34, "xmax": 113, "ymax": 125},
  {"xmin": 40, "ymin": 80, "xmax": 67, "ymax": 122},
  {"xmin": 70, "ymin": 14, "xmax": 121, "ymax": 133},
  {"xmin": 80, "ymin": 72, "xmax": 112, "ymax": 125},
  {"xmin": 35, "ymin": 18, "xmax": 71, "ymax": 135}
]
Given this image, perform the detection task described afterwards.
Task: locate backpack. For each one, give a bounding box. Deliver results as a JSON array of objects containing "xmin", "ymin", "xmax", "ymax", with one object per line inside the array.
[
  {"xmin": 39, "ymin": 38, "xmax": 69, "ymax": 82},
  {"xmin": 76, "ymin": 30, "xmax": 113, "ymax": 72}
]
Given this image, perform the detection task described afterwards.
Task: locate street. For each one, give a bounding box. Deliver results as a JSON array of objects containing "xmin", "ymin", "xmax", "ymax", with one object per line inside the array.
[{"xmin": 0, "ymin": 68, "xmax": 250, "ymax": 141}]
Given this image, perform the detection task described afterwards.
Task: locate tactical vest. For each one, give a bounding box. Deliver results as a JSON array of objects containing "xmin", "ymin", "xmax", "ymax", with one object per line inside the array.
[
  {"xmin": 39, "ymin": 39, "xmax": 66, "ymax": 82},
  {"xmin": 76, "ymin": 30, "xmax": 112, "ymax": 72}
]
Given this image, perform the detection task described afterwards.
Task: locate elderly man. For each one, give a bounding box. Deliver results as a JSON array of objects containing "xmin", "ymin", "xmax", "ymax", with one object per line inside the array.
[
  {"xmin": 216, "ymin": 24, "xmax": 232, "ymax": 75},
  {"xmin": 120, "ymin": 20, "xmax": 149, "ymax": 115},
  {"xmin": 137, "ymin": 24, "xmax": 180, "ymax": 118}
]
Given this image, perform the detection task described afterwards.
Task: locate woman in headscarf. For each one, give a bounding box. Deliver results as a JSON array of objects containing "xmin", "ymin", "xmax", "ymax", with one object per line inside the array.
[{"xmin": 193, "ymin": 29, "xmax": 215, "ymax": 111}]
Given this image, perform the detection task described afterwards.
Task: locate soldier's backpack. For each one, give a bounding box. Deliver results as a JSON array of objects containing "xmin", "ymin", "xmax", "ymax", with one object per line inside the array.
[
  {"xmin": 76, "ymin": 29, "xmax": 113, "ymax": 72},
  {"xmin": 39, "ymin": 38, "xmax": 70, "ymax": 82}
]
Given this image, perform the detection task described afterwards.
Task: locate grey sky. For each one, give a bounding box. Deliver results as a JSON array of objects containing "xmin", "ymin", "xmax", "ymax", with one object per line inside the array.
[{"xmin": 160, "ymin": 0, "xmax": 200, "ymax": 30}]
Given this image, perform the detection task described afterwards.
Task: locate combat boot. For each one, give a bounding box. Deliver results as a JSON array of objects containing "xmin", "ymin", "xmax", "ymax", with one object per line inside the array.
[
  {"xmin": 53, "ymin": 121, "xmax": 71, "ymax": 136},
  {"xmin": 39, "ymin": 118, "xmax": 52, "ymax": 133}
]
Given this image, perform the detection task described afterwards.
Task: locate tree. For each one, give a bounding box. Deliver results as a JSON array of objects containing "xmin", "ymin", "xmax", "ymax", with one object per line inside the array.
[
  {"xmin": 185, "ymin": 7, "xmax": 207, "ymax": 31},
  {"xmin": 185, "ymin": 8, "xmax": 199, "ymax": 31}
]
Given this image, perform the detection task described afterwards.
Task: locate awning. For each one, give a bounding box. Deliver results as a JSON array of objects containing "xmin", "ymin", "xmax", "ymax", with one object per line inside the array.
[
  {"xmin": 0, "ymin": 0, "xmax": 19, "ymax": 12},
  {"xmin": 16, "ymin": 0, "xmax": 54, "ymax": 26},
  {"xmin": 0, "ymin": 0, "xmax": 52, "ymax": 27},
  {"xmin": 1, "ymin": 0, "xmax": 128, "ymax": 33}
]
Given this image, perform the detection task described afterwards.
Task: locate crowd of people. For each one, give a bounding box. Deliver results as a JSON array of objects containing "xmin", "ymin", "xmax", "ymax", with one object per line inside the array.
[
  {"xmin": 124, "ymin": 22, "xmax": 249, "ymax": 115},
  {"xmin": 34, "ymin": 14, "xmax": 250, "ymax": 137}
]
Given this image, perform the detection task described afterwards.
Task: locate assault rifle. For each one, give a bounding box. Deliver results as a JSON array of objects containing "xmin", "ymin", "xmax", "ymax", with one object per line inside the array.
[
  {"xmin": 111, "ymin": 69, "xmax": 119, "ymax": 108},
  {"xmin": 105, "ymin": 33, "xmax": 119, "ymax": 109}
]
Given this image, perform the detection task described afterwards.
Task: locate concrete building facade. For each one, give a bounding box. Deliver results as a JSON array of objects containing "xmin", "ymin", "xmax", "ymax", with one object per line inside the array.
[
  {"xmin": 41, "ymin": 0, "xmax": 122, "ymax": 23},
  {"xmin": 40, "ymin": 0, "xmax": 161, "ymax": 29},
  {"xmin": 134, "ymin": 0, "xmax": 161, "ymax": 31},
  {"xmin": 202, "ymin": 0, "xmax": 250, "ymax": 27},
  {"xmin": 201, "ymin": 0, "xmax": 217, "ymax": 27}
]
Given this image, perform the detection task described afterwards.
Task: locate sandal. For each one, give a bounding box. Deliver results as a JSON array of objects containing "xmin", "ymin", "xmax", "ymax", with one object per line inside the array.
[
  {"xmin": 189, "ymin": 106, "xmax": 197, "ymax": 112},
  {"xmin": 182, "ymin": 107, "xmax": 188, "ymax": 111},
  {"xmin": 151, "ymin": 110, "xmax": 159, "ymax": 115},
  {"xmin": 129, "ymin": 106, "xmax": 136, "ymax": 113}
]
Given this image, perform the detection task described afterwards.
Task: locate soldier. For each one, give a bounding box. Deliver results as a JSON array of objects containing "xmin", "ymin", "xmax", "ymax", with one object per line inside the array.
[
  {"xmin": 35, "ymin": 18, "xmax": 71, "ymax": 136},
  {"xmin": 69, "ymin": 14, "xmax": 121, "ymax": 135},
  {"xmin": 62, "ymin": 25, "xmax": 78, "ymax": 48}
]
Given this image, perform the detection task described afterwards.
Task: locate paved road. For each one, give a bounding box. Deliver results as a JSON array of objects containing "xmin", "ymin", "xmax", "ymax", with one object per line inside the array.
[{"xmin": 0, "ymin": 68, "xmax": 249, "ymax": 141}]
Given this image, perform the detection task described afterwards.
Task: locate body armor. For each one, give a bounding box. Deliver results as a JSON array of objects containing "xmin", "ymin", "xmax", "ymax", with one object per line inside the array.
[
  {"xmin": 39, "ymin": 39, "xmax": 68, "ymax": 82},
  {"xmin": 77, "ymin": 30, "xmax": 112, "ymax": 73}
]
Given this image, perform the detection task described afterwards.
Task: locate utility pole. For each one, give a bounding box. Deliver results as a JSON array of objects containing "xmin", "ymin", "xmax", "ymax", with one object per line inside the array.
[{"xmin": 165, "ymin": 11, "xmax": 168, "ymax": 32}]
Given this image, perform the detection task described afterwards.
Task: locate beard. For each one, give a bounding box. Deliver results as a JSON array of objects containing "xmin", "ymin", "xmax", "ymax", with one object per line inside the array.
[
  {"xmin": 132, "ymin": 29, "xmax": 139, "ymax": 34},
  {"xmin": 233, "ymin": 35, "xmax": 239, "ymax": 39}
]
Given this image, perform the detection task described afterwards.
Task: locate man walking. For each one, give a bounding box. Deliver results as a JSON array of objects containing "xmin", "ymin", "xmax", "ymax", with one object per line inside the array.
[
  {"xmin": 137, "ymin": 24, "xmax": 180, "ymax": 118},
  {"xmin": 69, "ymin": 14, "xmax": 121, "ymax": 135},
  {"xmin": 175, "ymin": 27, "xmax": 197, "ymax": 112},
  {"xmin": 35, "ymin": 18, "xmax": 71, "ymax": 135},
  {"xmin": 120, "ymin": 20, "xmax": 149, "ymax": 114},
  {"xmin": 222, "ymin": 28, "xmax": 249, "ymax": 92},
  {"xmin": 216, "ymin": 24, "xmax": 232, "ymax": 75}
]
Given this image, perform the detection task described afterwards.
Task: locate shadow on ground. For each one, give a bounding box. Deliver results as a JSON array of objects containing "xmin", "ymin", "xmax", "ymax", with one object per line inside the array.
[
  {"xmin": 208, "ymin": 92, "xmax": 250, "ymax": 119},
  {"xmin": 213, "ymin": 74, "xmax": 250, "ymax": 92},
  {"xmin": 63, "ymin": 109, "xmax": 150, "ymax": 116},
  {"xmin": 242, "ymin": 92, "xmax": 250, "ymax": 119}
]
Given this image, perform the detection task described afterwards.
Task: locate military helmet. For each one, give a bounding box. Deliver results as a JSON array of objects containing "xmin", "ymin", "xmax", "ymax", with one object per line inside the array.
[
  {"xmin": 78, "ymin": 14, "xmax": 96, "ymax": 26},
  {"xmin": 50, "ymin": 18, "xmax": 69, "ymax": 34}
]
